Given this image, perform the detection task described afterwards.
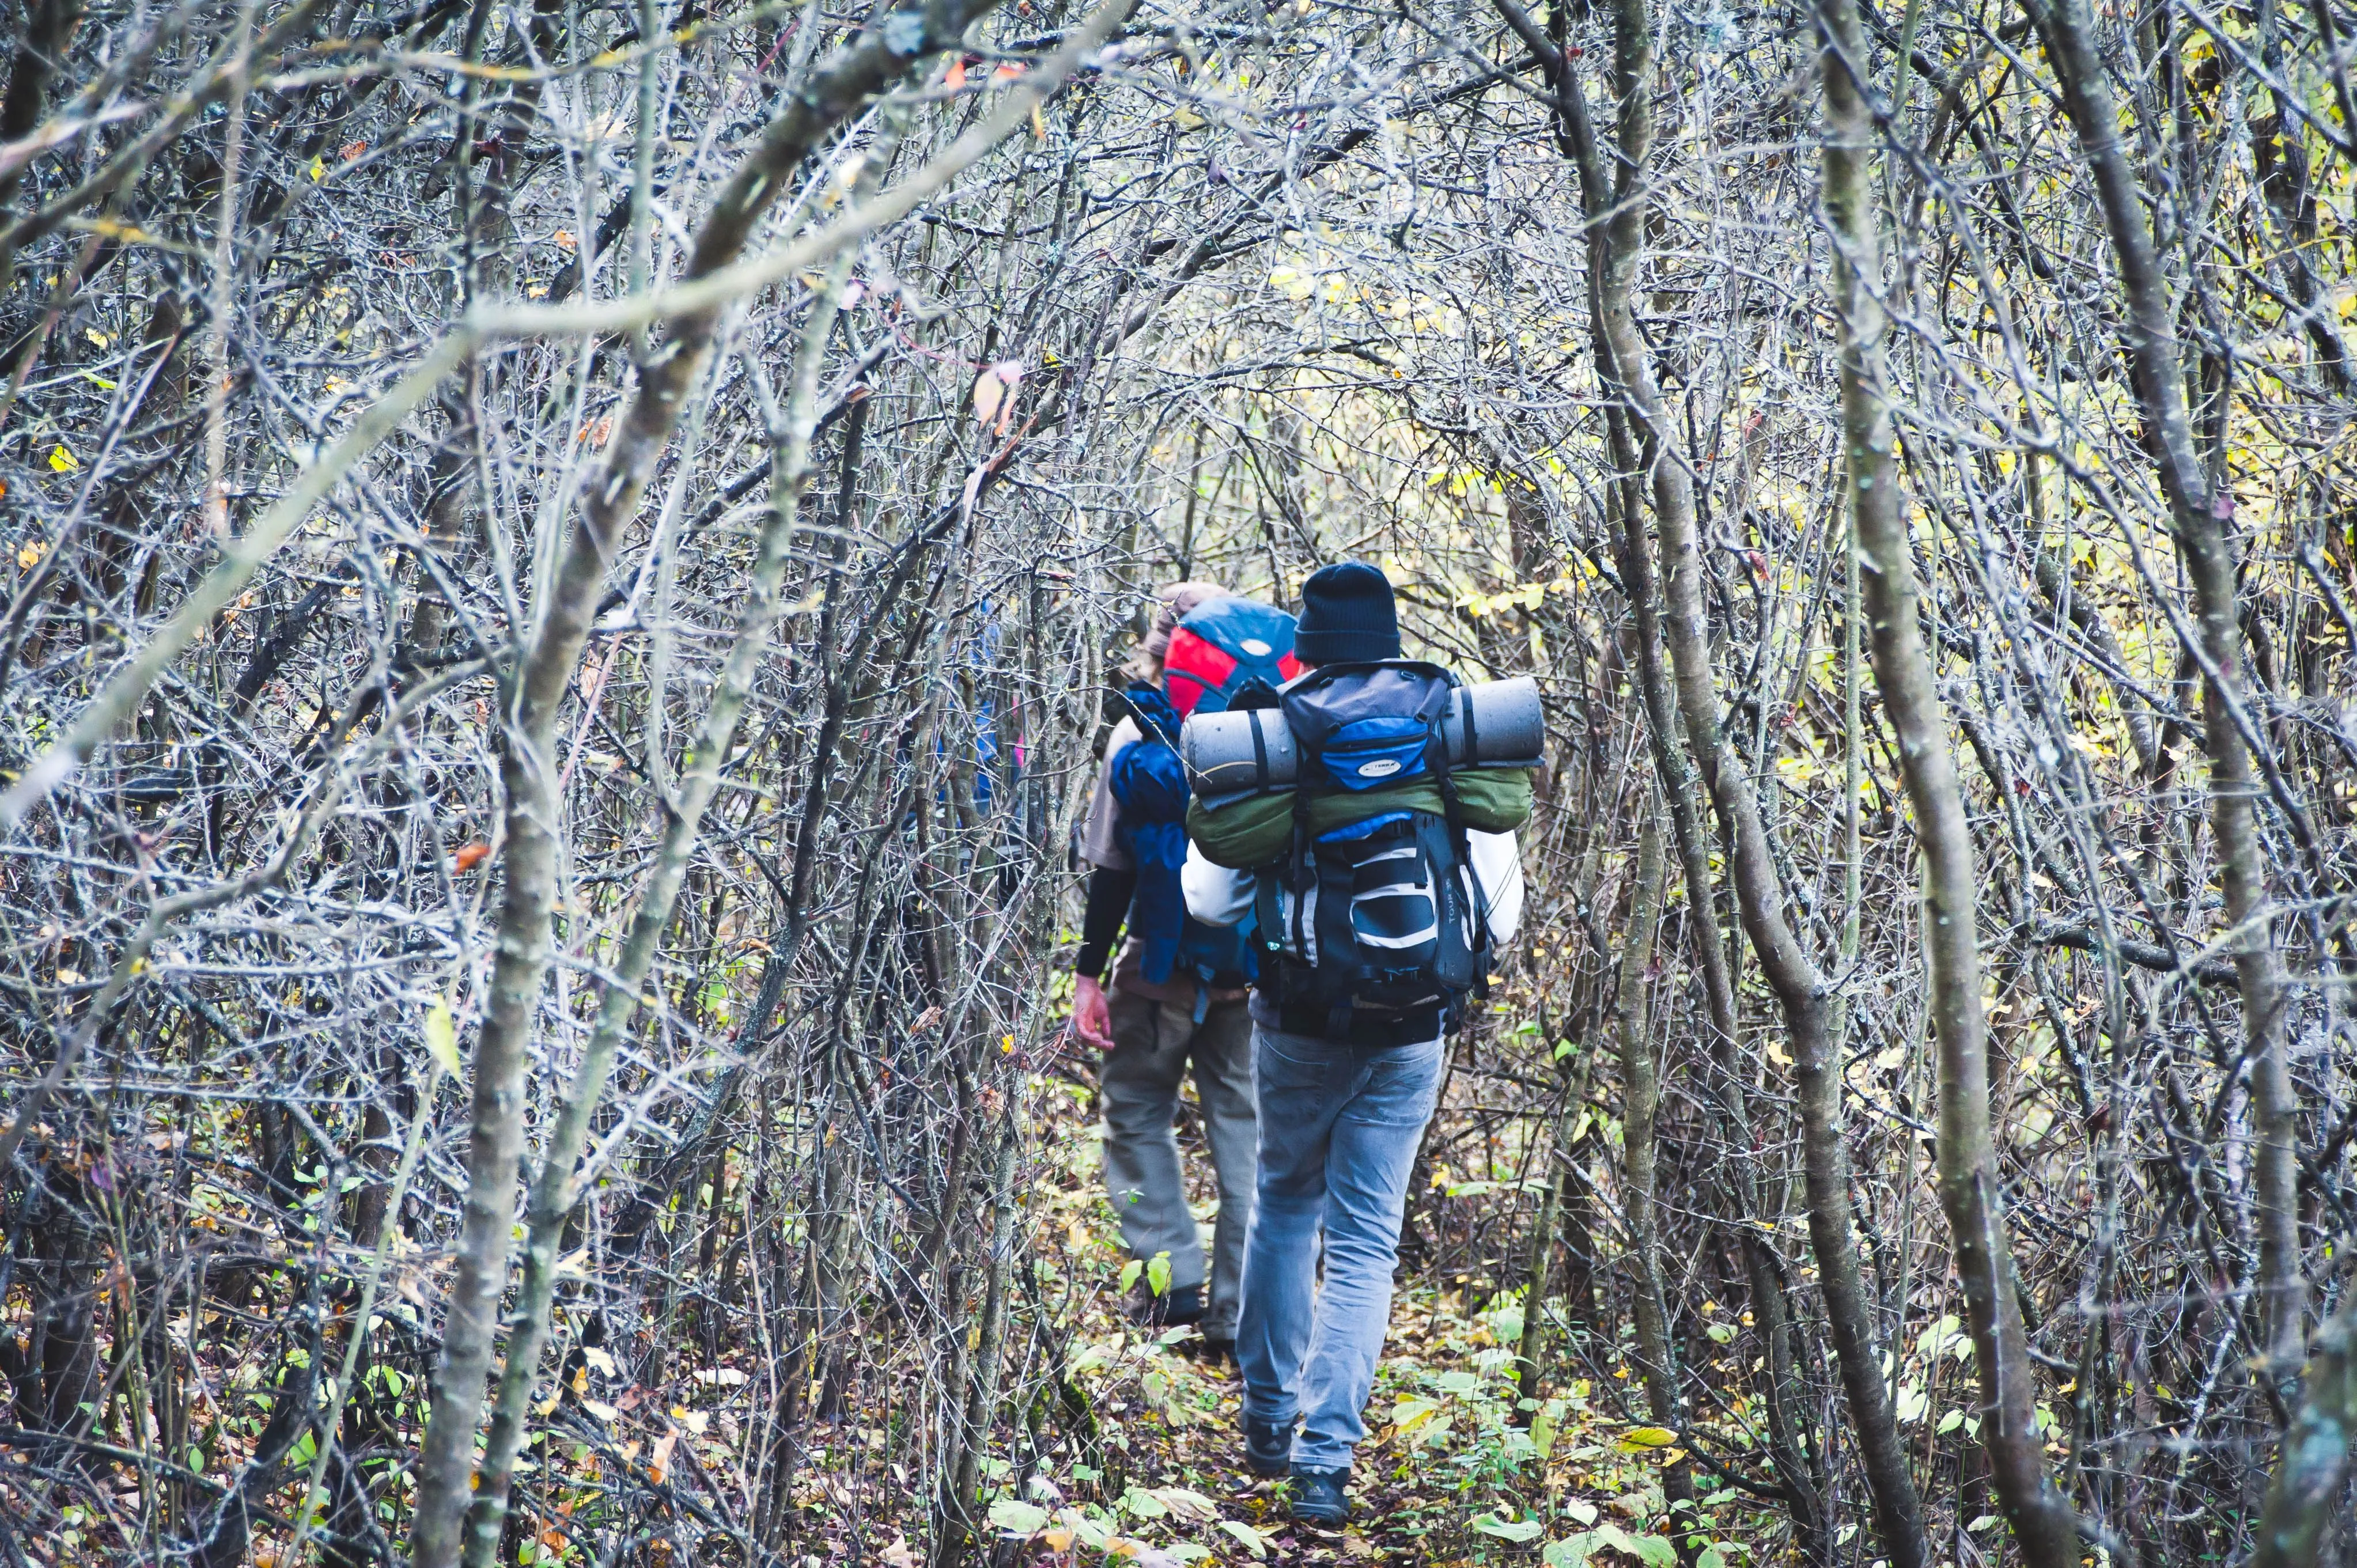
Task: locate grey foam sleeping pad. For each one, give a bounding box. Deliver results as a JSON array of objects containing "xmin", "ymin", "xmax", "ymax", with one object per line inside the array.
[{"xmin": 1180, "ymin": 675, "xmax": 1543, "ymax": 796}]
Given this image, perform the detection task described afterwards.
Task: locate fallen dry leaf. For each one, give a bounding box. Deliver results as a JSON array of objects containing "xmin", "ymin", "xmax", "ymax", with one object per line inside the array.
[
  {"xmin": 647, "ymin": 1426, "xmax": 680, "ymax": 1484},
  {"xmin": 971, "ymin": 361, "xmax": 1024, "ymax": 435}
]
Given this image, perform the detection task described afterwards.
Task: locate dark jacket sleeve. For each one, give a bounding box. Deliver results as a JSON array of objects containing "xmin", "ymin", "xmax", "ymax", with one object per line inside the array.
[{"xmin": 1075, "ymin": 863, "xmax": 1138, "ymax": 980}]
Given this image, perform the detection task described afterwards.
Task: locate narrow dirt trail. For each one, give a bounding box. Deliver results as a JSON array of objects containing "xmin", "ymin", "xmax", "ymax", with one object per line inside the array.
[{"xmin": 979, "ymin": 1076, "xmax": 1773, "ymax": 1567}]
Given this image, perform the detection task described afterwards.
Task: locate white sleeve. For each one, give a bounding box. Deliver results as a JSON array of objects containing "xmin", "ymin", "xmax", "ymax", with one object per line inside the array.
[
  {"xmin": 1183, "ymin": 843, "xmax": 1257, "ymax": 927},
  {"xmin": 1468, "ymin": 830, "xmax": 1524, "ymax": 947}
]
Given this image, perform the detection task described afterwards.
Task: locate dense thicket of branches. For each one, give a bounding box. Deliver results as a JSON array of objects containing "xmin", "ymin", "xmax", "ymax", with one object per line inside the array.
[{"xmin": 0, "ymin": 0, "xmax": 2352, "ymax": 1563}]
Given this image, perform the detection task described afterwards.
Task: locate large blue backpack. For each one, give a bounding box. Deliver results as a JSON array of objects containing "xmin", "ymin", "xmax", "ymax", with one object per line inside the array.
[
  {"xmin": 1104, "ymin": 593, "xmax": 1299, "ymax": 1007},
  {"xmin": 1108, "ymin": 685, "xmax": 1257, "ymax": 1008},
  {"xmin": 1250, "ymin": 661, "xmax": 1492, "ymax": 1042}
]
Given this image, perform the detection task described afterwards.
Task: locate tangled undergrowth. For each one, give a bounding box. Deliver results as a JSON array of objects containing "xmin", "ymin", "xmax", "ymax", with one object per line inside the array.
[
  {"xmin": 0, "ymin": 1023, "xmax": 1765, "ymax": 1568},
  {"xmin": 852, "ymin": 1067, "xmax": 1776, "ymax": 1568},
  {"xmin": 7, "ymin": 0, "xmax": 2355, "ymax": 1561}
]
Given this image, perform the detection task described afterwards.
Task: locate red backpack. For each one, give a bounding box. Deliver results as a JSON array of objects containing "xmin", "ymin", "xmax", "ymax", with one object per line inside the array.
[{"xmin": 1163, "ymin": 598, "xmax": 1302, "ymax": 717}]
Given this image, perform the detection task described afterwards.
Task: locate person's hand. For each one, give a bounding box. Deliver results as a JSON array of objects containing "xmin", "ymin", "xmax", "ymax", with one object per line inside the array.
[{"xmin": 1070, "ymin": 974, "xmax": 1115, "ymax": 1050}]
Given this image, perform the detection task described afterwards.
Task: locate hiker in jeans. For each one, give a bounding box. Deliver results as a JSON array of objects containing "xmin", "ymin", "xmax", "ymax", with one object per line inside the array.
[
  {"xmin": 1183, "ymin": 562, "xmax": 1525, "ymax": 1524},
  {"xmin": 1071, "ymin": 582, "xmax": 1288, "ymax": 1358}
]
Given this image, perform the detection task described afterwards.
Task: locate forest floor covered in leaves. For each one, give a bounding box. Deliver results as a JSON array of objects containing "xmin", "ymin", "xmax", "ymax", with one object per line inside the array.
[
  {"xmin": 0, "ymin": 1059, "xmax": 1764, "ymax": 1568},
  {"xmin": 913, "ymin": 1070, "xmax": 1777, "ymax": 1568}
]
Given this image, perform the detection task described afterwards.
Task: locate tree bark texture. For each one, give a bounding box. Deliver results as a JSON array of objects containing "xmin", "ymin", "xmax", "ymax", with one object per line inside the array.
[
  {"xmin": 2252, "ymin": 1293, "xmax": 2357, "ymax": 1568},
  {"xmin": 1815, "ymin": 1, "xmax": 2079, "ymax": 1560},
  {"xmin": 1613, "ymin": 816, "xmax": 1688, "ymax": 1497}
]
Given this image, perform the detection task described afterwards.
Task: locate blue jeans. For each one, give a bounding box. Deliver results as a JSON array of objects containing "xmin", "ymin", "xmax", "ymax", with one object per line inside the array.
[{"xmin": 1236, "ymin": 1026, "xmax": 1446, "ymax": 1472}]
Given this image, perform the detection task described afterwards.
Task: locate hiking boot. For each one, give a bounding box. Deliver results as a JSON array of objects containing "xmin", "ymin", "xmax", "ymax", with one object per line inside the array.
[
  {"xmin": 1288, "ymin": 1467, "xmax": 1351, "ymax": 1525},
  {"xmin": 1125, "ymin": 1282, "xmax": 1205, "ymax": 1328},
  {"xmin": 1242, "ymin": 1414, "xmax": 1292, "ymax": 1477},
  {"xmin": 1188, "ymin": 1335, "xmax": 1235, "ymax": 1368}
]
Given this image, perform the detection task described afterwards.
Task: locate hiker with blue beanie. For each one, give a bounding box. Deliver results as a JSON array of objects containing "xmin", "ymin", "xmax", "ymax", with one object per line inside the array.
[
  {"xmin": 1073, "ymin": 582, "xmax": 1301, "ymax": 1358},
  {"xmin": 1182, "ymin": 560, "xmax": 1528, "ymax": 1524}
]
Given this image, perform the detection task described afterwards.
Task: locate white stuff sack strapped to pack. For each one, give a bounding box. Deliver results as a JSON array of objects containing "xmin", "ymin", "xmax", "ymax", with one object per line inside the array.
[{"xmin": 1181, "ymin": 675, "xmax": 1544, "ymax": 800}]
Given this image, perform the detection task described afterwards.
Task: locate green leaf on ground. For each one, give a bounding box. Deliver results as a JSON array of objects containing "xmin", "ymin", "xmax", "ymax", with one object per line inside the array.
[
  {"xmin": 985, "ymin": 1498, "xmax": 1049, "ymax": 1536},
  {"xmin": 1391, "ymin": 1396, "xmax": 1442, "ymax": 1431},
  {"xmin": 1472, "ymin": 1513, "xmax": 1545, "ymax": 1542},
  {"xmin": 1217, "ymin": 1520, "xmax": 1268, "ymax": 1558}
]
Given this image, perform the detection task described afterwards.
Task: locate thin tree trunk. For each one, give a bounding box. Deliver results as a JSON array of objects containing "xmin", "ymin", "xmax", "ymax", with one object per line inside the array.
[
  {"xmin": 1613, "ymin": 815, "xmax": 1691, "ymax": 1529},
  {"xmin": 1602, "ymin": 409, "xmax": 1825, "ymax": 1551},
  {"xmin": 1515, "ymin": 1139, "xmax": 1570, "ymax": 1407},
  {"xmin": 455, "ymin": 244, "xmax": 861, "ymax": 1568},
  {"xmin": 1517, "ymin": 995, "xmax": 1603, "ymax": 1407},
  {"xmin": 1547, "ymin": 0, "xmax": 1935, "ymax": 1548},
  {"xmin": 0, "ymin": 0, "xmax": 86, "ymax": 209},
  {"xmin": 933, "ymin": 1111, "xmax": 1022, "ymax": 1568},
  {"xmin": 1814, "ymin": 1, "xmax": 2079, "ymax": 1559},
  {"xmin": 0, "ymin": 0, "xmax": 90, "ymax": 282},
  {"xmin": 1493, "ymin": 0, "xmax": 1825, "ymax": 1539},
  {"xmin": 2251, "ymin": 1293, "xmax": 2357, "ymax": 1568}
]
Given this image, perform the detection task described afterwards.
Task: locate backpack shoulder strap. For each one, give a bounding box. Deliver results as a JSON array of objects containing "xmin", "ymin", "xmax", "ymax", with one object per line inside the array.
[{"xmin": 1425, "ymin": 676, "xmax": 1494, "ymax": 1003}]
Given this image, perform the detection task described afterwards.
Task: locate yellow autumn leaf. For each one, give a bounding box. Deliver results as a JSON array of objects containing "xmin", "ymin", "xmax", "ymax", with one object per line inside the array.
[
  {"xmin": 423, "ymin": 996, "xmax": 463, "ymax": 1078},
  {"xmin": 48, "ymin": 444, "xmax": 79, "ymax": 472},
  {"xmin": 309, "ymin": 156, "xmax": 327, "ymax": 181},
  {"xmin": 1615, "ymin": 1425, "xmax": 1679, "ymax": 1451}
]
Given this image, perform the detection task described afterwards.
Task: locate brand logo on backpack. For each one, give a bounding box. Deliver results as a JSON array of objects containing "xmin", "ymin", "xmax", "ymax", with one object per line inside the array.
[{"xmin": 1356, "ymin": 758, "xmax": 1401, "ymax": 779}]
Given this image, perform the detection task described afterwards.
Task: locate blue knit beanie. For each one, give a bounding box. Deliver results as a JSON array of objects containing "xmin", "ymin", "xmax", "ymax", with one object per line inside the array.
[{"xmin": 1294, "ymin": 560, "xmax": 1401, "ymax": 665}]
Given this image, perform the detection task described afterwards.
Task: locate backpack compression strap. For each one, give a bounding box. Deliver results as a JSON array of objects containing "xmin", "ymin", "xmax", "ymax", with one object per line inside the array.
[{"xmin": 1426, "ymin": 698, "xmax": 1493, "ymax": 1008}]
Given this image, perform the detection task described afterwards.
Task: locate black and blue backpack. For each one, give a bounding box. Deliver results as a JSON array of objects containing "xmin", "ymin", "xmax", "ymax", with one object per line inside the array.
[{"xmin": 1251, "ymin": 662, "xmax": 1493, "ymax": 1043}]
